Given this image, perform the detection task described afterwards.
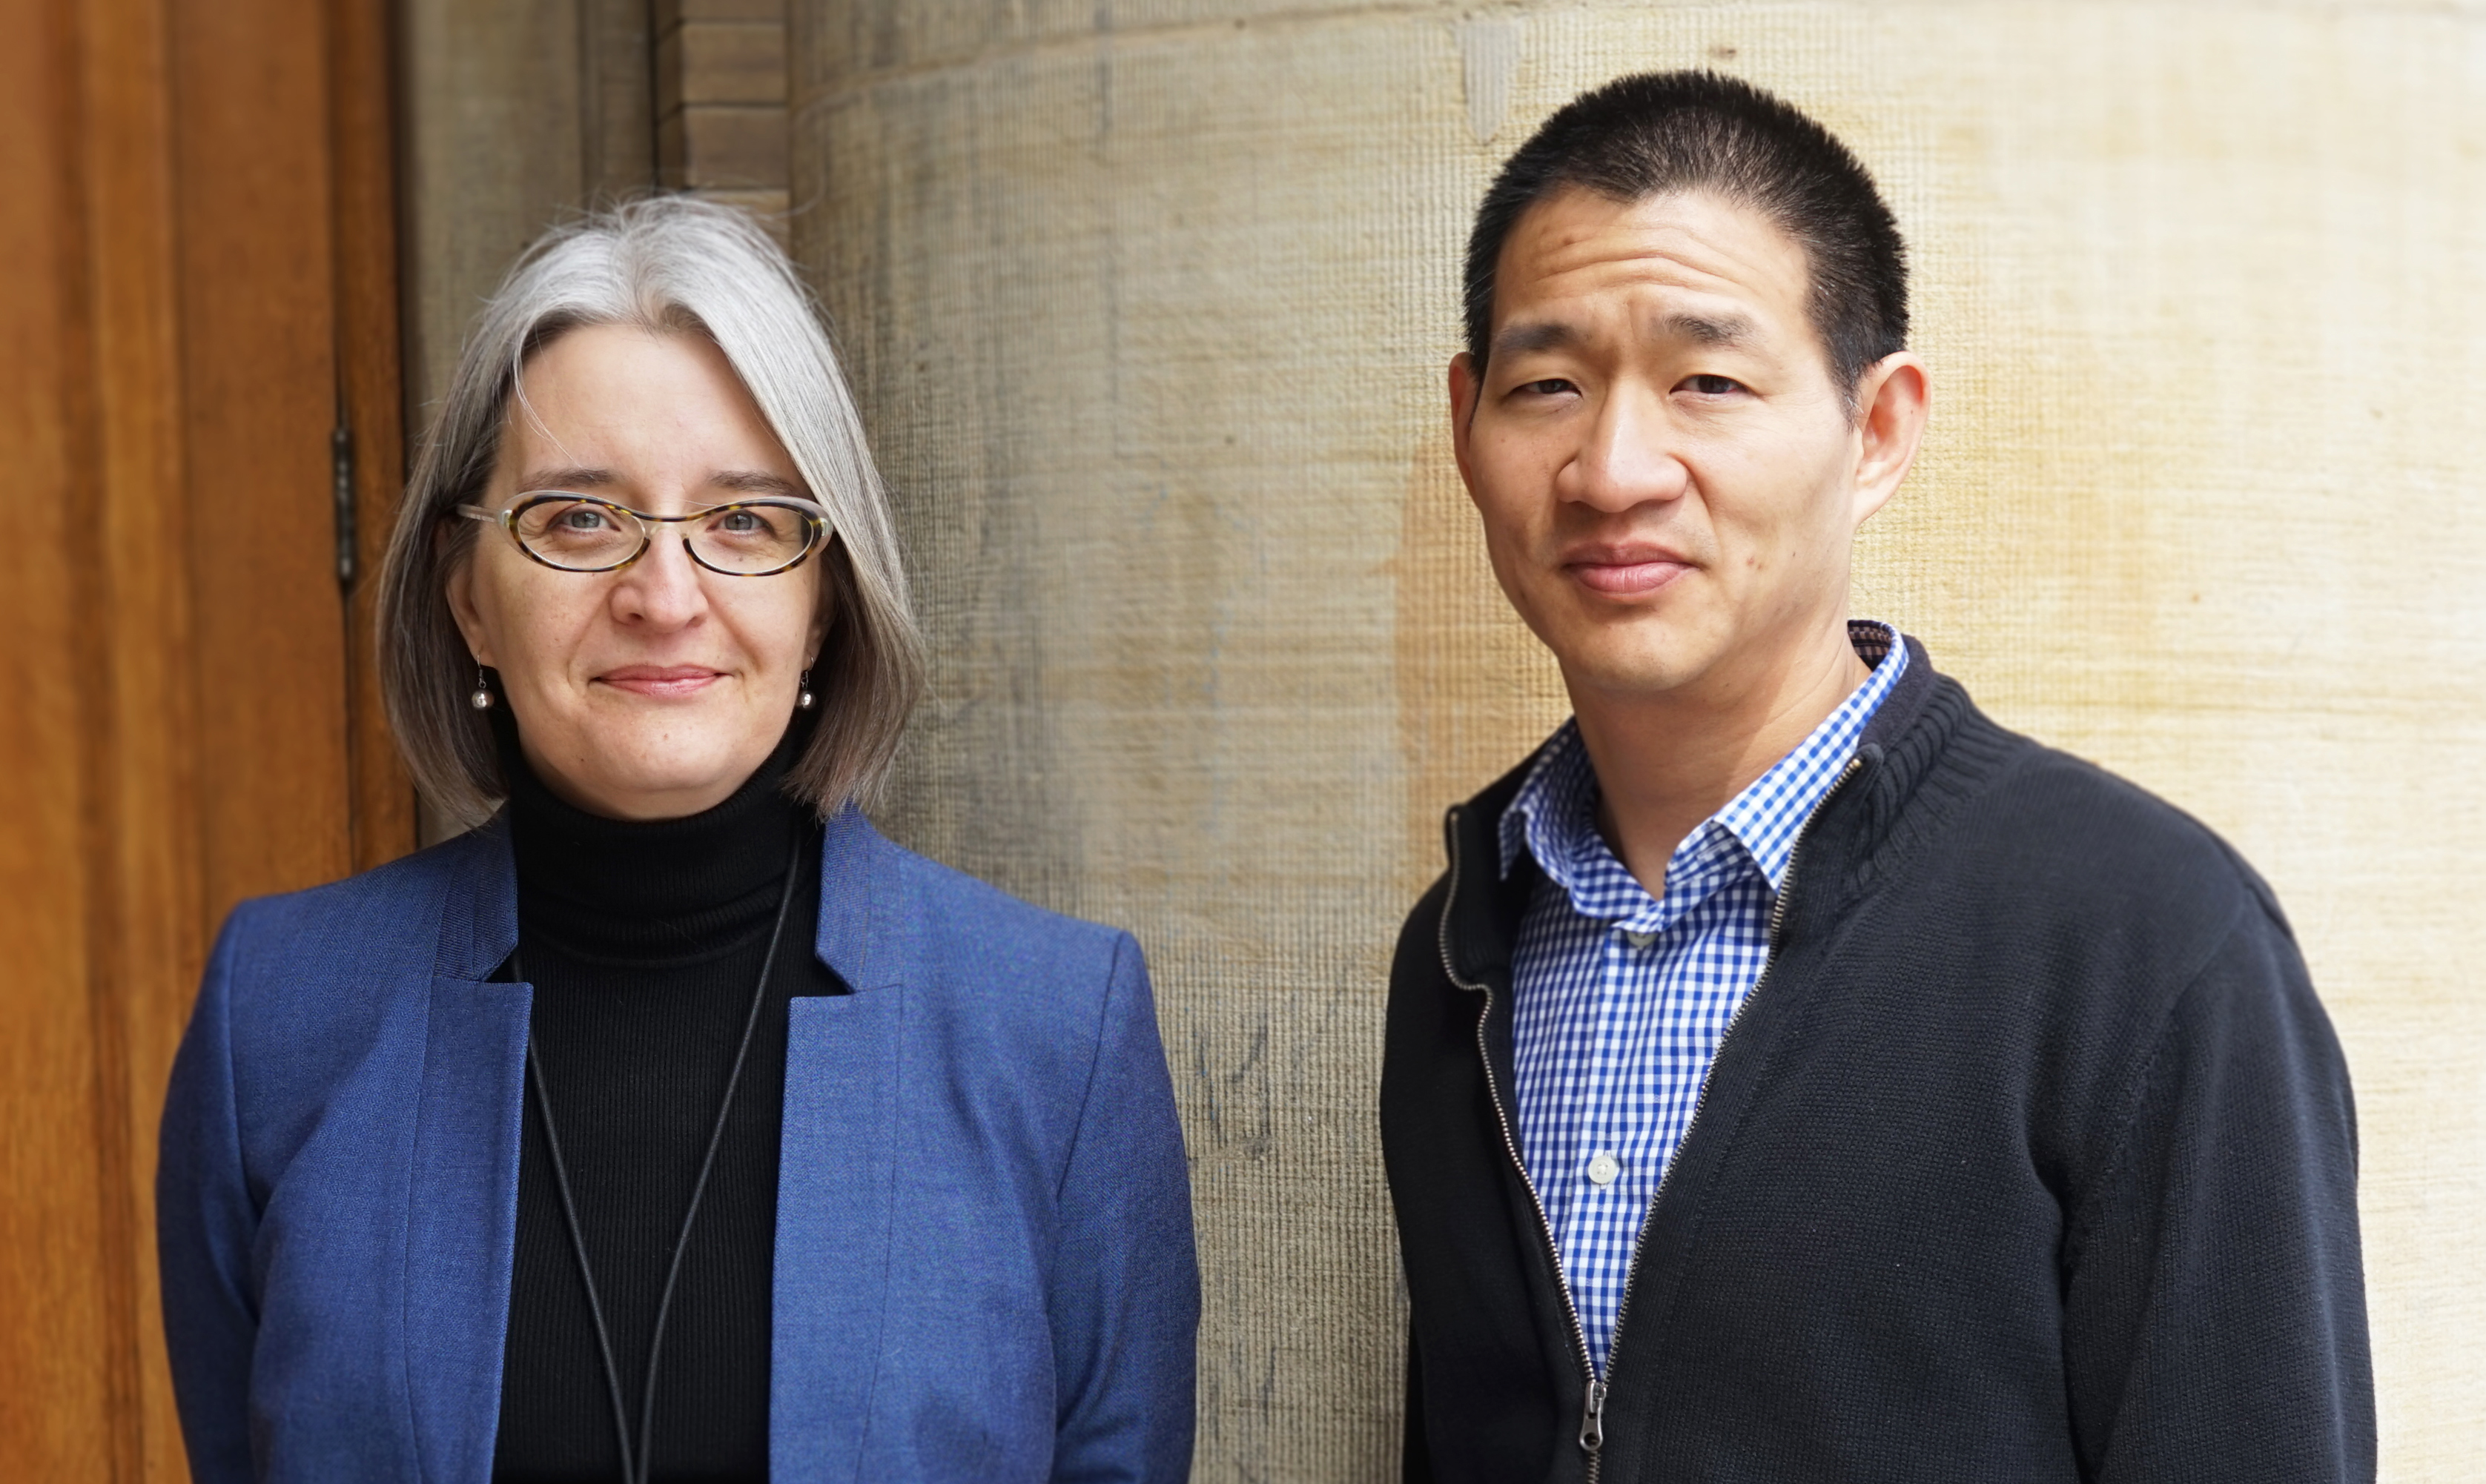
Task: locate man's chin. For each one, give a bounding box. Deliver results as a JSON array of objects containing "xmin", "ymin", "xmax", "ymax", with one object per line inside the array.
[{"xmin": 1554, "ymin": 637, "xmax": 1715, "ymax": 701}]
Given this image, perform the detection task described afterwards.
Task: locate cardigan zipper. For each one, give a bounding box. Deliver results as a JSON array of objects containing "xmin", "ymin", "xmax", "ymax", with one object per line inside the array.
[
  {"xmin": 1435, "ymin": 806, "xmax": 1605, "ymax": 1475},
  {"xmin": 1593, "ymin": 753, "xmax": 1867, "ymax": 1447},
  {"xmin": 1441, "ymin": 752, "xmax": 1866, "ymax": 1477}
]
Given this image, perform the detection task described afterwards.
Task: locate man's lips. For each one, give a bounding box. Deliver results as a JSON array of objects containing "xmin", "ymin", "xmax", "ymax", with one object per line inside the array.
[
  {"xmin": 1562, "ymin": 547, "xmax": 1696, "ymax": 596},
  {"xmin": 595, "ymin": 665, "xmax": 724, "ymax": 698}
]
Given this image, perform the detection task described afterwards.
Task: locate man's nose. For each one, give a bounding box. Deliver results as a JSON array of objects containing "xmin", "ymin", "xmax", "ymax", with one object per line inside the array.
[{"xmin": 1561, "ymin": 385, "xmax": 1690, "ymax": 513}]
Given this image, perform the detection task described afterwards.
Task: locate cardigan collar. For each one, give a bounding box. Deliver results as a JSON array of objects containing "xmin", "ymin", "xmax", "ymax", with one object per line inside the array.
[{"xmin": 1439, "ymin": 633, "xmax": 1949, "ymax": 993}]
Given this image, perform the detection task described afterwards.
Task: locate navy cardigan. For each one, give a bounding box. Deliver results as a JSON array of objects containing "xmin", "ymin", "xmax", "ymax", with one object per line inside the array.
[
  {"xmin": 157, "ymin": 806, "xmax": 1200, "ymax": 1482},
  {"xmin": 1384, "ymin": 646, "xmax": 2371, "ymax": 1481}
]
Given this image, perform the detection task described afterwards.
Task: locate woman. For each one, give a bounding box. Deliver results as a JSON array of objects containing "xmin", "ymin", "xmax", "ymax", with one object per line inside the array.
[{"xmin": 156, "ymin": 199, "xmax": 1199, "ymax": 1483}]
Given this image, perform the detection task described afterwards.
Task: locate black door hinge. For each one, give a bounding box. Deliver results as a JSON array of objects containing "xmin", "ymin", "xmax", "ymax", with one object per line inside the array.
[{"xmin": 331, "ymin": 423, "xmax": 357, "ymax": 589}]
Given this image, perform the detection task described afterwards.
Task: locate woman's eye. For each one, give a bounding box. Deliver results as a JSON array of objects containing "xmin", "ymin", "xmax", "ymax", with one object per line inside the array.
[
  {"xmin": 1684, "ymin": 374, "xmax": 1743, "ymax": 396},
  {"xmin": 558, "ymin": 508, "xmax": 609, "ymax": 530},
  {"xmin": 718, "ymin": 511, "xmax": 761, "ymax": 534}
]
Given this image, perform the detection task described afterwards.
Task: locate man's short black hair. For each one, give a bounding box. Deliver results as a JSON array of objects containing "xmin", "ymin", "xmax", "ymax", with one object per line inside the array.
[{"xmin": 1464, "ymin": 70, "xmax": 1908, "ymax": 408}]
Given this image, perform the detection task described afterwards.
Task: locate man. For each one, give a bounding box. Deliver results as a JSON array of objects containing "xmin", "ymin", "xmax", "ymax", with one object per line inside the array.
[{"xmin": 1381, "ymin": 70, "xmax": 2371, "ymax": 1483}]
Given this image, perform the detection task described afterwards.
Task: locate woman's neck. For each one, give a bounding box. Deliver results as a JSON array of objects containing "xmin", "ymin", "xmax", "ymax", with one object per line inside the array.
[{"xmin": 502, "ymin": 722, "xmax": 809, "ymax": 963}]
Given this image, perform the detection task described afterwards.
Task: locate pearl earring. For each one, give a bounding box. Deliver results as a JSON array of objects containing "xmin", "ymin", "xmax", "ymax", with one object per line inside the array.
[
  {"xmin": 469, "ymin": 667, "xmax": 493, "ymax": 711},
  {"xmin": 796, "ymin": 669, "xmax": 815, "ymax": 709}
]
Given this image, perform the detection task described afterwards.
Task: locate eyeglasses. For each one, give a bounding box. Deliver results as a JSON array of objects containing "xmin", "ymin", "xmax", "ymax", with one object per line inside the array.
[{"xmin": 458, "ymin": 491, "xmax": 830, "ymax": 576}]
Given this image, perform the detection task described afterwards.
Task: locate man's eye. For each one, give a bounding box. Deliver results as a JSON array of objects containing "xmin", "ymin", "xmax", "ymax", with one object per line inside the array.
[
  {"xmin": 1515, "ymin": 378, "xmax": 1576, "ymax": 397},
  {"xmin": 1683, "ymin": 374, "xmax": 1743, "ymax": 396}
]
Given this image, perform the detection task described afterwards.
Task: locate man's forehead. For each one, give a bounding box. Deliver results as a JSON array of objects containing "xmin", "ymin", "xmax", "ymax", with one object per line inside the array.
[{"xmin": 1493, "ymin": 185, "xmax": 1811, "ymax": 331}]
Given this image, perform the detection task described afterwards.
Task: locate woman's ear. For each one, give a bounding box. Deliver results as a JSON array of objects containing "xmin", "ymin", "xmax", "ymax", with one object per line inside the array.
[
  {"xmin": 443, "ymin": 549, "xmax": 495, "ymax": 667},
  {"xmin": 807, "ymin": 549, "xmax": 840, "ymax": 655}
]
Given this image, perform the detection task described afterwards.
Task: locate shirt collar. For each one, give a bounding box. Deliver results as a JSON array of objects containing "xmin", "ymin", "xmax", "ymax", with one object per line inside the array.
[{"xmin": 1498, "ymin": 620, "xmax": 1908, "ymax": 905}]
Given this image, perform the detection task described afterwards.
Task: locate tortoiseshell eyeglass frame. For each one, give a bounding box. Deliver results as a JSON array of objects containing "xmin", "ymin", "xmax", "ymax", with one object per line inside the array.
[{"xmin": 455, "ymin": 490, "xmax": 832, "ymax": 577}]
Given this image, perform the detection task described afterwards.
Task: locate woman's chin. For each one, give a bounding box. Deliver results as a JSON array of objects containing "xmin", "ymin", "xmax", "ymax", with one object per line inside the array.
[{"xmin": 544, "ymin": 745, "xmax": 767, "ymax": 821}]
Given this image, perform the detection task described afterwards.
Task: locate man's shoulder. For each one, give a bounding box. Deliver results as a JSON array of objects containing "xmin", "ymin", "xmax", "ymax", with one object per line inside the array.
[{"xmin": 1940, "ymin": 706, "xmax": 2287, "ymax": 940}]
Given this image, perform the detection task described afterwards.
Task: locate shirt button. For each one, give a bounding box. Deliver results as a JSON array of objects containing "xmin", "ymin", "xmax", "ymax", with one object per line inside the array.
[
  {"xmin": 1586, "ymin": 1152, "xmax": 1621, "ymax": 1187},
  {"xmin": 1621, "ymin": 929, "xmax": 1656, "ymax": 950}
]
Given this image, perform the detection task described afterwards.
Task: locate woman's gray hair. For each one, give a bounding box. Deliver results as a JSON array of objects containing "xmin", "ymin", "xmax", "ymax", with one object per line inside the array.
[{"xmin": 376, "ymin": 197, "xmax": 925, "ymax": 827}]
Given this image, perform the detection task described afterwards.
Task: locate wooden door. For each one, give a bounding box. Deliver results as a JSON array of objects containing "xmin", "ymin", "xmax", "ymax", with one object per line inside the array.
[{"xmin": 0, "ymin": 0, "xmax": 410, "ymax": 1474}]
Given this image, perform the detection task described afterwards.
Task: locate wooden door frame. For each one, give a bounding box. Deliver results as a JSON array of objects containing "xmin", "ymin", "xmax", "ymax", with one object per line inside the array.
[
  {"xmin": 1, "ymin": 0, "xmax": 411, "ymax": 1475},
  {"xmin": 334, "ymin": 0, "xmax": 416, "ymax": 875}
]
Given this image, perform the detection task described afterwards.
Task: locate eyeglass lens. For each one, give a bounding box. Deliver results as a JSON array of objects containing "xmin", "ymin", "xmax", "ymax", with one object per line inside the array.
[{"xmin": 512, "ymin": 497, "xmax": 816, "ymax": 574}]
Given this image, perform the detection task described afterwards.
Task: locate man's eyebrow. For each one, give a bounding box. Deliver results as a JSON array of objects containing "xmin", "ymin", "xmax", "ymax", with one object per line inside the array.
[
  {"xmin": 517, "ymin": 466, "xmax": 620, "ymax": 491},
  {"xmin": 1659, "ymin": 311, "xmax": 1756, "ymax": 347},
  {"xmin": 1490, "ymin": 320, "xmax": 1578, "ymax": 360},
  {"xmin": 1490, "ymin": 311, "xmax": 1758, "ymax": 362}
]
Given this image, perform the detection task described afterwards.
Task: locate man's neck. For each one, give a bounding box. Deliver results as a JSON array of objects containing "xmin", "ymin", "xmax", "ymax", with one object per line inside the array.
[{"xmin": 1572, "ymin": 621, "xmax": 1871, "ymax": 898}]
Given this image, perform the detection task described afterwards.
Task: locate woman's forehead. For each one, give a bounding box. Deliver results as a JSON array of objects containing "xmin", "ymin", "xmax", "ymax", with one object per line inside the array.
[{"xmin": 500, "ymin": 325, "xmax": 793, "ymax": 483}]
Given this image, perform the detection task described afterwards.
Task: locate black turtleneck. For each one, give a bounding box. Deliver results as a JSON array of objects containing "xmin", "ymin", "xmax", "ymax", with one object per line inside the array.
[{"xmin": 491, "ymin": 723, "xmax": 836, "ymax": 1483}]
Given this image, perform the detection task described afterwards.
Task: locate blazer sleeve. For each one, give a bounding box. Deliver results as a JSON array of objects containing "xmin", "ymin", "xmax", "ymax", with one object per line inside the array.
[
  {"xmin": 156, "ymin": 908, "xmax": 262, "ymax": 1484},
  {"xmin": 2061, "ymin": 899, "xmax": 2375, "ymax": 1483},
  {"xmin": 1045, "ymin": 932, "xmax": 1201, "ymax": 1483}
]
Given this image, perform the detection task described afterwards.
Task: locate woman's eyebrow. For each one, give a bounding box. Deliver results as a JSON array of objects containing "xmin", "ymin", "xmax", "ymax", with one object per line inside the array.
[
  {"xmin": 710, "ymin": 469, "xmax": 807, "ymax": 497},
  {"xmin": 512, "ymin": 468, "xmax": 806, "ymax": 498},
  {"xmin": 518, "ymin": 465, "xmax": 621, "ymax": 491}
]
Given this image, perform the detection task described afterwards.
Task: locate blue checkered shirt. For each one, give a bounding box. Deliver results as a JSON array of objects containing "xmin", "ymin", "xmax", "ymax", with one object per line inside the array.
[{"xmin": 1499, "ymin": 621, "xmax": 1906, "ymax": 1374}]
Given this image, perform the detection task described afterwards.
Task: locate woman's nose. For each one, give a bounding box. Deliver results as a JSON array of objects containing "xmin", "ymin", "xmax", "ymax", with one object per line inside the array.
[{"xmin": 609, "ymin": 525, "xmax": 711, "ymax": 626}]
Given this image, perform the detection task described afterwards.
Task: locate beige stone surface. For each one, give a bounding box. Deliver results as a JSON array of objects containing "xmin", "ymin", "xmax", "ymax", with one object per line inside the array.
[
  {"xmin": 658, "ymin": 20, "xmax": 793, "ymax": 113},
  {"xmin": 794, "ymin": 4, "xmax": 2486, "ymax": 1477},
  {"xmin": 400, "ymin": 0, "xmax": 658, "ymax": 414}
]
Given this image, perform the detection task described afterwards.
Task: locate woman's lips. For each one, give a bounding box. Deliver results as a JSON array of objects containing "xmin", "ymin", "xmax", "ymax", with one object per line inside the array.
[
  {"xmin": 1568, "ymin": 558, "xmax": 1693, "ymax": 596},
  {"xmin": 595, "ymin": 666, "xmax": 723, "ymax": 699}
]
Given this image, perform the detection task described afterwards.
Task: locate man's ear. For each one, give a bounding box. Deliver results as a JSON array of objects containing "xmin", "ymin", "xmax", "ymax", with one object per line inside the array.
[
  {"xmin": 1848, "ymin": 351, "xmax": 1929, "ymax": 529},
  {"xmin": 1449, "ymin": 353, "xmax": 1481, "ymax": 496}
]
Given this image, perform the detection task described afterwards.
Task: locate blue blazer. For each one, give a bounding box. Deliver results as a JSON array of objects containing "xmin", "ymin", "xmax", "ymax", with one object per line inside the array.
[{"xmin": 157, "ymin": 807, "xmax": 1200, "ymax": 1482}]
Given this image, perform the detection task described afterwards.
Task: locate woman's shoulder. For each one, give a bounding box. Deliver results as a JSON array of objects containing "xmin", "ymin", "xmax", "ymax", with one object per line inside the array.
[
  {"xmin": 838, "ymin": 815, "xmax": 1143, "ymax": 1011},
  {"xmin": 829, "ymin": 826, "xmax": 1174, "ymax": 1157},
  {"xmin": 901, "ymin": 849, "xmax": 1128, "ymax": 955},
  {"xmin": 219, "ymin": 827, "xmax": 501, "ymax": 966},
  {"xmin": 187, "ymin": 829, "xmax": 513, "ymax": 1166},
  {"xmin": 208, "ymin": 826, "xmax": 512, "ymax": 1050}
]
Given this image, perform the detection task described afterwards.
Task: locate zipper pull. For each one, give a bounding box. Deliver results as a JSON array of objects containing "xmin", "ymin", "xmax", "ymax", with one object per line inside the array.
[{"xmin": 1580, "ymin": 1377, "xmax": 1607, "ymax": 1454}]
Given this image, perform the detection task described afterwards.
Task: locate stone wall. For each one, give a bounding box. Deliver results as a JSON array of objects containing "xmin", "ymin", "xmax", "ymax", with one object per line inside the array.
[{"xmin": 792, "ymin": 5, "xmax": 2486, "ymax": 1475}]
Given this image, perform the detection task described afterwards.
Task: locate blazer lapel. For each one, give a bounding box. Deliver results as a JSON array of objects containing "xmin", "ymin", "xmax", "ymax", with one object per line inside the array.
[
  {"xmin": 771, "ymin": 809, "xmax": 914, "ymax": 1481},
  {"xmin": 379, "ymin": 813, "xmax": 919, "ymax": 1477},
  {"xmin": 400, "ymin": 823, "xmax": 530, "ymax": 1483}
]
